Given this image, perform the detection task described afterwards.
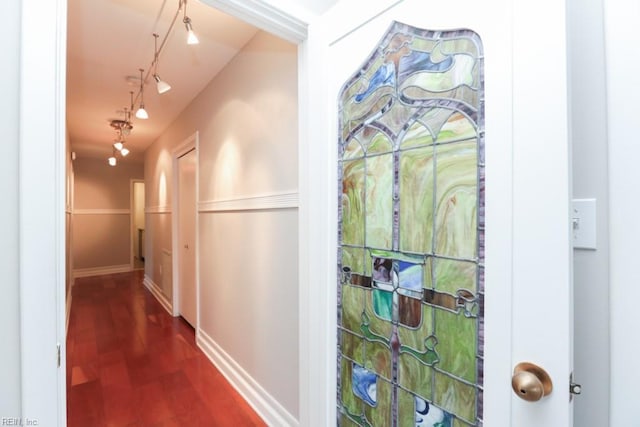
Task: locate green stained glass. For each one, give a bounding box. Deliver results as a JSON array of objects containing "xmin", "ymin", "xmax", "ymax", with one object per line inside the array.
[
  {"xmin": 366, "ymin": 154, "xmax": 393, "ymax": 249},
  {"xmin": 365, "ymin": 340, "xmax": 392, "ymax": 381},
  {"xmin": 341, "ymin": 357, "xmax": 361, "ymax": 416},
  {"xmin": 434, "ymin": 370, "xmax": 477, "ymax": 424},
  {"xmin": 400, "ymin": 121, "xmax": 434, "ymax": 149},
  {"xmin": 434, "ymin": 258, "xmax": 477, "ymax": 295},
  {"xmin": 434, "ymin": 141, "xmax": 478, "ymax": 258},
  {"xmin": 372, "ymin": 289, "xmax": 393, "ymax": 321},
  {"xmin": 399, "ymin": 146, "xmax": 435, "ymax": 253},
  {"xmin": 435, "ymin": 309, "xmax": 477, "ymax": 382},
  {"xmin": 436, "ymin": 113, "xmax": 477, "ymax": 143},
  {"xmin": 341, "ymin": 415, "xmax": 362, "ymax": 427},
  {"xmin": 345, "ymin": 138, "xmax": 365, "ymax": 159},
  {"xmin": 342, "ymin": 159, "xmax": 366, "ymax": 246},
  {"xmin": 398, "ymin": 302, "xmax": 433, "ymax": 348},
  {"xmin": 364, "ymin": 292, "xmax": 393, "ymax": 339},
  {"xmin": 343, "ymin": 247, "xmax": 366, "ymax": 275},
  {"xmin": 398, "ymin": 353, "xmax": 434, "ymax": 400},
  {"xmin": 338, "ymin": 22, "xmax": 484, "ymax": 427},
  {"xmin": 342, "ymin": 330, "xmax": 365, "ymax": 366},
  {"xmin": 363, "ymin": 378, "xmax": 392, "ymax": 427},
  {"xmin": 368, "ymin": 132, "xmax": 393, "ymax": 155},
  {"xmin": 453, "ymin": 418, "xmax": 474, "ymax": 427},
  {"xmin": 397, "ymin": 388, "xmax": 417, "ymax": 427},
  {"xmin": 342, "ymin": 285, "xmax": 364, "ymax": 334}
]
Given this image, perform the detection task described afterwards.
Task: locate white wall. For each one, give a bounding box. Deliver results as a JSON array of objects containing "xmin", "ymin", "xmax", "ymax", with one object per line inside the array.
[
  {"xmin": 604, "ymin": 0, "xmax": 640, "ymax": 425},
  {"xmin": 567, "ymin": 0, "xmax": 610, "ymax": 425},
  {"xmin": 0, "ymin": 0, "xmax": 22, "ymax": 417},
  {"xmin": 145, "ymin": 31, "xmax": 299, "ymax": 422}
]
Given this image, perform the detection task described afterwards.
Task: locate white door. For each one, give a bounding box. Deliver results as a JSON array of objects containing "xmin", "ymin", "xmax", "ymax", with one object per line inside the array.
[
  {"xmin": 321, "ymin": 0, "xmax": 573, "ymax": 425},
  {"xmin": 178, "ymin": 149, "xmax": 197, "ymax": 327}
]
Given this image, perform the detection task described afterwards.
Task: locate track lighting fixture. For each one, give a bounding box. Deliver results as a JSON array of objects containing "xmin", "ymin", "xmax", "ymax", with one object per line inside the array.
[
  {"xmin": 182, "ymin": 0, "xmax": 199, "ymax": 45},
  {"xmin": 106, "ymin": 0, "xmax": 201, "ymax": 165},
  {"xmin": 135, "ymin": 68, "xmax": 149, "ymax": 119},
  {"xmin": 184, "ymin": 17, "xmax": 199, "ymax": 45},
  {"xmin": 154, "ymin": 74, "xmax": 172, "ymax": 94}
]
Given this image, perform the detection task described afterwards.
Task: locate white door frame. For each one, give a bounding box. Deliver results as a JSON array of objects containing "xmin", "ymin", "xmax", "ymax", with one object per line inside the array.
[
  {"xmin": 171, "ymin": 133, "xmax": 199, "ymax": 330},
  {"xmin": 20, "ymin": 0, "xmax": 68, "ymax": 424}
]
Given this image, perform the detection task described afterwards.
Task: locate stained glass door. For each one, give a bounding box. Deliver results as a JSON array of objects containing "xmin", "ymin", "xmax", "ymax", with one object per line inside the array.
[
  {"xmin": 338, "ymin": 23, "xmax": 484, "ymax": 427},
  {"xmin": 323, "ymin": 0, "xmax": 574, "ymax": 425}
]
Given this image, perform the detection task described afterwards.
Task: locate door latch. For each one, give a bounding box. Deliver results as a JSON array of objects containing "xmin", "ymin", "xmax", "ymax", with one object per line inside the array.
[{"xmin": 569, "ymin": 372, "xmax": 582, "ymax": 400}]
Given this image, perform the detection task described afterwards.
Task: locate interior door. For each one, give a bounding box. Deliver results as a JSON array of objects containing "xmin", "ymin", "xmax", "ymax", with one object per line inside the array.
[
  {"xmin": 323, "ymin": 0, "xmax": 573, "ymax": 425},
  {"xmin": 178, "ymin": 149, "xmax": 197, "ymax": 327}
]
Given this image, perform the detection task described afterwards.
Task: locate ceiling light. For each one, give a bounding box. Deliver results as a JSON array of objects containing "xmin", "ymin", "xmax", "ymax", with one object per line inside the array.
[
  {"xmin": 113, "ymin": 141, "xmax": 124, "ymax": 151},
  {"xmin": 152, "ymin": 34, "xmax": 172, "ymax": 94},
  {"xmin": 108, "ymin": 156, "xmax": 117, "ymax": 166},
  {"xmin": 110, "ymin": 118, "xmax": 132, "ymax": 134},
  {"xmin": 182, "ymin": 0, "xmax": 199, "ymax": 45},
  {"xmin": 135, "ymin": 68, "xmax": 148, "ymax": 119},
  {"xmin": 154, "ymin": 74, "xmax": 171, "ymax": 94},
  {"xmin": 121, "ymin": 147, "xmax": 130, "ymax": 157},
  {"xmin": 184, "ymin": 17, "xmax": 199, "ymax": 45}
]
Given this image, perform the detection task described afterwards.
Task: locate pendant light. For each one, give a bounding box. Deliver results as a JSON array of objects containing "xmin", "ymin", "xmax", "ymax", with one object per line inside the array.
[
  {"xmin": 135, "ymin": 68, "xmax": 149, "ymax": 119},
  {"xmin": 152, "ymin": 33, "xmax": 171, "ymax": 94},
  {"xmin": 108, "ymin": 147, "xmax": 117, "ymax": 166},
  {"xmin": 183, "ymin": 0, "xmax": 199, "ymax": 45}
]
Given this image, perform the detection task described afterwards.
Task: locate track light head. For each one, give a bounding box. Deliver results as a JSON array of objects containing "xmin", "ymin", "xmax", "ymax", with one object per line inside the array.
[
  {"xmin": 136, "ymin": 103, "xmax": 148, "ymax": 120},
  {"xmin": 113, "ymin": 141, "xmax": 124, "ymax": 151},
  {"xmin": 136, "ymin": 69, "xmax": 149, "ymax": 119},
  {"xmin": 120, "ymin": 147, "xmax": 130, "ymax": 157},
  {"xmin": 183, "ymin": 17, "xmax": 199, "ymax": 45},
  {"xmin": 154, "ymin": 74, "xmax": 172, "ymax": 94},
  {"xmin": 108, "ymin": 156, "xmax": 117, "ymax": 166}
]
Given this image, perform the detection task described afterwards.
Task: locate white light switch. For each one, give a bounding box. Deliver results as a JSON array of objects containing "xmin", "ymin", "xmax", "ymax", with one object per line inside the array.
[{"xmin": 572, "ymin": 198, "xmax": 597, "ymax": 250}]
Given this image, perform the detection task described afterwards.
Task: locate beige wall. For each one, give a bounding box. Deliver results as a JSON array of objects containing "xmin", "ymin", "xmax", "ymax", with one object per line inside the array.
[
  {"xmin": 73, "ymin": 157, "xmax": 144, "ymax": 271},
  {"xmin": 145, "ymin": 31, "xmax": 299, "ymax": 419}
]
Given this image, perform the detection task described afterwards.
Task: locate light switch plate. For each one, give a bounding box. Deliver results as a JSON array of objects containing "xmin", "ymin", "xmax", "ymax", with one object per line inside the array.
[{"xmin": 572, "ymin": 198, "xmax": 597, "ymax": 250}]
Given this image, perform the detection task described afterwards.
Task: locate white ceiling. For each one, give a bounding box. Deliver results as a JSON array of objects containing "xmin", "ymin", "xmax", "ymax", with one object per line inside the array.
[{"xmin": 67, "ymin": 0, "xmax": 260, "ymax": 161}]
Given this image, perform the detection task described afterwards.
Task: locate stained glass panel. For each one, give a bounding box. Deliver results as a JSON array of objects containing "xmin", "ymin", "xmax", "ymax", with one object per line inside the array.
[{"xmin": 338, "ymin": 22, "xmax": 484, "ymax": 426}]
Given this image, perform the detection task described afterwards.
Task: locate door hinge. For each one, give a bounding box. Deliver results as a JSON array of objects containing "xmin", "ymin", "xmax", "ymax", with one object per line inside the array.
[
  {"xmin": 569, "ymin": 372, "xmax": 582, "ymax": 400},
  {"xmin": 57, "ymin": 343, "xmax": 61, "ymax": 368}
]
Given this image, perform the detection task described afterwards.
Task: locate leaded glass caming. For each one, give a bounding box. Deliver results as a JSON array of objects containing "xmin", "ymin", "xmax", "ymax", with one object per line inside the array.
[{"xmin": 338, "ymin": 22, "xmax": 484, "ymax": 426}]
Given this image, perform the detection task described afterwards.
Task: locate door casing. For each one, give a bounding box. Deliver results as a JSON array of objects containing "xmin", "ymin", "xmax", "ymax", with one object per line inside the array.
[
  {"xmin": 171, "ymin": 133, "xmax": 199, "ymax": 329},
  {"xmin": 172, "ymin": 137, "xmax": 198, "ymax": 328}
]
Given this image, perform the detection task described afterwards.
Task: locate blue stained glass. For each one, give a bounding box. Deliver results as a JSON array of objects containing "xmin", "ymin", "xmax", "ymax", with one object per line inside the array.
[
  {"xmin": 398, "ymin": 262, "xmax": 422, "ymax": 292},
  {"xmin": 352, "ymin": 364, "xmax": 378, "ymax": 407}
]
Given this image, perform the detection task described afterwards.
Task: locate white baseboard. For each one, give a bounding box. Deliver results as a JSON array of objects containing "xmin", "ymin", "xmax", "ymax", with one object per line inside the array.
[
  {"xmin": 73, "ymin": 264, "xmax": 131, "ymax": 278},
  {"xmin": 143, "ymin": 275, "xmax": 173, "ymax": 315},
  {"xmin": 197, "ymin": 329, "xmax": 298, "ymax": 427}
]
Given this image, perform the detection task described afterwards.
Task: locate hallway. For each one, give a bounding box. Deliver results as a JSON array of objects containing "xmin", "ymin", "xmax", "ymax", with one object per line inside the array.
[{"xmin": 66, "ymin": 271, "xmax": 266, "ymax": 426}]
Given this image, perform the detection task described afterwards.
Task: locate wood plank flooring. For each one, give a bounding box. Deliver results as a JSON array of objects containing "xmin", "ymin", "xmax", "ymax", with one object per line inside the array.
[{"xmin": 66, "ymin": 271, "xmax": 266, "ymax": 427}]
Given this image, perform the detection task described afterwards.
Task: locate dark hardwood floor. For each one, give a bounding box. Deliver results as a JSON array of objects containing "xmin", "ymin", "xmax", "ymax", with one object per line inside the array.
[{"xmin": 66, "ymin": 271, "xmax": 266, "ymax": 427}]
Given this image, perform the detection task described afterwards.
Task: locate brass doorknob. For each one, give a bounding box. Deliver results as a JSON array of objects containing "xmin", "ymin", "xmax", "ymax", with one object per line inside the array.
[{"xmin": 511, "ymin": 362, "xmax": 553, "ymax": 402}]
